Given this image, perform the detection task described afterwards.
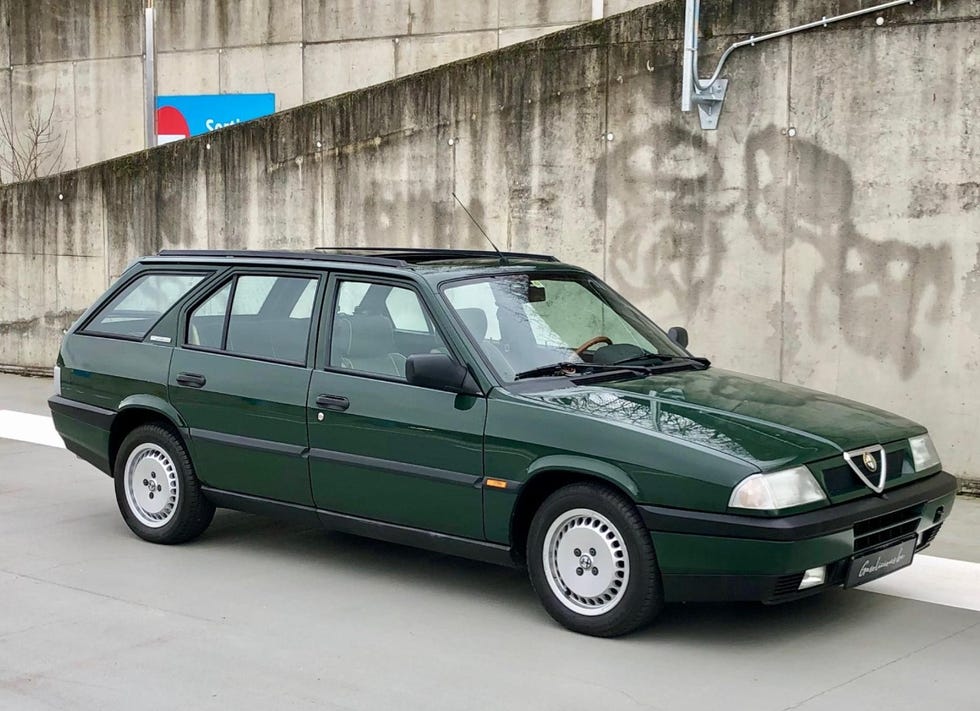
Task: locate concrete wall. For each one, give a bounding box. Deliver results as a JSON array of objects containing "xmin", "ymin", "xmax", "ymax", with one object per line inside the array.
[
  {"xmin": 0, "ymin": 0, "xmax": 652, "ymax": 183},
  {"xmin": 2, "ymin": 0, "xmax": 979, "ymax": 487}
]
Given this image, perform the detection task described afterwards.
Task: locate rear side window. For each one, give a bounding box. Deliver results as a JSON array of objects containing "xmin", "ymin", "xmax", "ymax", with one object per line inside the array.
[
  {"xmin": 86, "ymin": 273, "xmax": 207, "ymax": 339},
  {"xmin": 186, "ymin": 274, "xmax": 319, "ymax": 365}
]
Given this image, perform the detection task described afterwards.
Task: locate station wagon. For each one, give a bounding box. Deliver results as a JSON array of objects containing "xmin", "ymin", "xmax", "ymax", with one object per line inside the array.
[{"xmin": 49, "ymin": 248, "xmax": 957, "ymax": 636}]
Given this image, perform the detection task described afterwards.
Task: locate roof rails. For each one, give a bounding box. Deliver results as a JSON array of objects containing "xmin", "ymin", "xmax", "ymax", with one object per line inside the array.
[
  {"xmin": 154, "ymin": 247, "xmax": 561, "ymax": 267},
  {"xmin": 313, "ymin": 247, "xmax": 560, "ymax": 263},
  {"xmin": 155, "ymin": 249, "xmax": 404, "ymax": 267}
]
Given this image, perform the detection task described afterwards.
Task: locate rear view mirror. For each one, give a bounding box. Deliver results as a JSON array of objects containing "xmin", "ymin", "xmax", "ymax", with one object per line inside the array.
[
  {"xmin": 406, "ymin": 354, "xmax": 481, "ymax": 395},
  {"xmin": 527, "ymin": 284, "xmax": 547, "ymax": 303},
  {"xmin": 668, "ymin": 326, "xmax": 689, "ymax": 349}
]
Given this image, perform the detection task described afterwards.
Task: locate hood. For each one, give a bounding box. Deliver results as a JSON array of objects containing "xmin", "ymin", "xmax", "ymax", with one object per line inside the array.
[{"xmin": 521, "ymin": 368, "xmax": 925, "ymax": 471}]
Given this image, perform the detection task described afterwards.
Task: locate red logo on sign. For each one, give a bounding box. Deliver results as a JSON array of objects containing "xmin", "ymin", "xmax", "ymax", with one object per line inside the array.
[{"xmin": 156, "ymin": 106, "xmax": 191, "ymax": 145}]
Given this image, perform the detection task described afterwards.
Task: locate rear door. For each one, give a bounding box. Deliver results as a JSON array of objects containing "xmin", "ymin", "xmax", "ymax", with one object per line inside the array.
[
  {"xmin": 307, "ymin": 274, "xmax": 486, "ymax": 539},
  {"xmin": 169, "ymin": 268, "xmax": 324, "ymax": 505}
]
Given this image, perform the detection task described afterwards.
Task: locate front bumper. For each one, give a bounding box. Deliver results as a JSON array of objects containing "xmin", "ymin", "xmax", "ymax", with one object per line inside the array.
[{"xmin": 640, "ymin": 471, "xmax": 958, "ymax": 603}]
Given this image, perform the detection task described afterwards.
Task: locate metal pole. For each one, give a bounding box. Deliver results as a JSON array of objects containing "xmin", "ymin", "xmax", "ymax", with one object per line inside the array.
[
  {"xmin": 144, "ymin": 0, "xmax": 156, "ymax": 148},
  {"xmin": 681, "ymin": 0, "xmax": 698, "ymax": 112},
  {"xmin": 695, "ymin": 0, "xmax": 915, "ymax": 90}
]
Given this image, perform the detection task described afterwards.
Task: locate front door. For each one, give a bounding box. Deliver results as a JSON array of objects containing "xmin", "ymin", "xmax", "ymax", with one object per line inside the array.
[
  {"xmin": 307, "ymin": 276, "xmax": 486, "ymax": 539},
  {"xmin": 170, "ymin": 270, "xmax": 323, "ymax": 505}
]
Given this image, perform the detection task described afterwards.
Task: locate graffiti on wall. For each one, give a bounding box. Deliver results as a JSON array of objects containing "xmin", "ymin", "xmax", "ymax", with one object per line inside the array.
[
  {"xmin": 745, "ymin": 125, "xmax": 953, "ymax": 377},
  {"xmin": 601, "ymin": 123, "xmax": 953, "ymax": 378},
  {"xmin": 599, "ymin": 124, "xmax": 734, "ymax": 319}
]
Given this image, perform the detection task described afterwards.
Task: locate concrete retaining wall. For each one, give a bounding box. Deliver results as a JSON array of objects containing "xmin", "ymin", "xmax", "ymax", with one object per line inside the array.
[
  {"xmin": 1, "ymin": 0, "xmax": 979, "ymax": 485},
  {"xmin": 0, "ymin": 0, "xmax": 651, "ymax": 181}
]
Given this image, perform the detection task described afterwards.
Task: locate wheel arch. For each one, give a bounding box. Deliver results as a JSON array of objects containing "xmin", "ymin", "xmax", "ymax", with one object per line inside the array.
[
  {"xmin": 509, "ymin": 456, "xmax": 640, "ymax": 565},
  {"xmin": 108, "ymin": 395, "xmax": 187, "ymax": 475}
]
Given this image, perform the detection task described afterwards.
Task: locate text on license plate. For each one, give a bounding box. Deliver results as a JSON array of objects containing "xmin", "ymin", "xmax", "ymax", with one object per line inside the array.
[{"xmin": 846, "ymin": 537, "xmax": 917, "ymax": 588}]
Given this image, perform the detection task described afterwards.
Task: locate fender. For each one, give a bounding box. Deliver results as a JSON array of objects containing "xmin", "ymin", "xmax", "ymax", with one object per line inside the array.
[
  {"xmin": 116, "ymin": 394, "xmax": 187, "ymax": 430},
  {"xmin": 526, "ymin": 455, "xmax": 640, "ymax": 498}
]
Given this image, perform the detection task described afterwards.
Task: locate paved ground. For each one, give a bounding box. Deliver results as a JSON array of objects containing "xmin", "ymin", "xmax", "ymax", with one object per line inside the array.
[{"xmin": 1, "ymin": 374, "xmax": 979, "ymax": 710}]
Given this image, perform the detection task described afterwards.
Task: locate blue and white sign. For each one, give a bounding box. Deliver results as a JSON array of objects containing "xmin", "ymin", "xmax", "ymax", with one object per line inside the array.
[{"xmin": 156, "ymin": 93, "xmax": 276, "ymax": 145}]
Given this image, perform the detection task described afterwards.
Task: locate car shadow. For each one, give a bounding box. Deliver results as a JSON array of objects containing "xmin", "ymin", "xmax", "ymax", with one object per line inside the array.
[{"xmin": 198, "ymin": 509, "xmax": 911, "ymax": 643}]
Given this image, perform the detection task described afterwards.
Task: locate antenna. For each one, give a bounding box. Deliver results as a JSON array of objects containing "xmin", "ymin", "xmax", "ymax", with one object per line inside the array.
[{"xmin": 452, "ymin": 192, "xmax": 507, "ymax": 265}]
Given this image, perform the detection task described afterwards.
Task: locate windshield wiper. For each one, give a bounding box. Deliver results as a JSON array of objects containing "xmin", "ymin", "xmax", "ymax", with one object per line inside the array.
[
  {"xmin": 514, "ymin": 361, "xmax": 648, "ymax": 381},
  {"xmin": 613, "ymin": 351, "xmax": 711, "ymax": 369}
]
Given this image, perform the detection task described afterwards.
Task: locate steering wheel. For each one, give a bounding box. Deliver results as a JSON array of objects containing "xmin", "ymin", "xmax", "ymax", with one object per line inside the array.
[{"xmin": 573, "ymin": 336, "xmax": 613, "ymax": 358}]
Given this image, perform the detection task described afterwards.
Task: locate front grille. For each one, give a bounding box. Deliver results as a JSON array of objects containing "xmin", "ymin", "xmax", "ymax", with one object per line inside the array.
[
  {"xmin": 918, "ymin": 524, "xmax": 943, "ymax": 550},
  {"xmin": 822, "ymin": 449, "xmax": 905, "ymax": 497},
  {"xmin": 771, "ymin": 573, "xmax": 805, "ymax": 599},
  {"xmin": 853, "ymin": 504, "xmax": 923, "ymax": 552}
]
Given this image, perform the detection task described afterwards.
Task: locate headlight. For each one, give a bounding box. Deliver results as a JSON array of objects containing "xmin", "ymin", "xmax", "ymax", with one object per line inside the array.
[
  {"xmin": 729, "ymin": 467, "xmax": 827, "ymax": 510},
  {"xmin": 909, "ymin": 434, "xmax": 941, "ymax": 472}
]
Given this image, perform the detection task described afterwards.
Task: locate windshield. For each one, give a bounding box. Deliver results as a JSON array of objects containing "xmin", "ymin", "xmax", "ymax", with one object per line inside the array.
[{"xmin": 442, "ymin": 273, "xmax": 688, "ymax": 382}]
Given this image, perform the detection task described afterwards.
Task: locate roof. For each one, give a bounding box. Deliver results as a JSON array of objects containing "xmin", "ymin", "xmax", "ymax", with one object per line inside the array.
[{"xmin": 149, "ymin": 249, "xmax": 569, "ymax": 281}]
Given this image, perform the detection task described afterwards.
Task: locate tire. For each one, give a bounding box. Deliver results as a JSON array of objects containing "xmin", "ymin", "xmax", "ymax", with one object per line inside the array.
[
  {"xmin": 527, "ymin": 483, "xmax": 664, "ymax": 637},
  {"xmin": 113, "ymin": 423, "xmax": 215, "ymax": 544}
]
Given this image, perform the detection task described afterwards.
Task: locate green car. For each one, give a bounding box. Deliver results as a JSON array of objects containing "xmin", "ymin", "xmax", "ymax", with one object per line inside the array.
[{"xmin": 49, "ymin": 248, "xmax": 956, "ymax": 636}]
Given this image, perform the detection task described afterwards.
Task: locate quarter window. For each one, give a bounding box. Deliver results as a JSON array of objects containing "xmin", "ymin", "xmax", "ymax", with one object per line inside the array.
[
  {"xmin": 86, "ymin": 273, "xmax": 208, "ymax": 339},
  {"xmin": 187, "ymin": 283, "xmax": 231, "ymax": 349}
]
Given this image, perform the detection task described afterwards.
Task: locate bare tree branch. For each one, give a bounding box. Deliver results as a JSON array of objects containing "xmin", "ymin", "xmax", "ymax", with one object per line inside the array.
[{"xmin": 0, "ymin": 89, "xmax": 67, "ymax": 185}]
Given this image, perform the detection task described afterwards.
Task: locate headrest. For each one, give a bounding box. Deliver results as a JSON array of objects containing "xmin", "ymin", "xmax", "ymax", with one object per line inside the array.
[
  {"xmin": 345, "ymin": 314, "xmax": 394, "ymax": 358},
  {"xmin": 457, "ymin": 308, "xmax": 488, "ymax": 341}
]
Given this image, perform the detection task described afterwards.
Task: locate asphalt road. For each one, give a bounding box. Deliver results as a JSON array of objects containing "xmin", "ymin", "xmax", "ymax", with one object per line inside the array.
[{"xmin": 2, "ymin": 374, "xmax": 979, "ymax": 711}]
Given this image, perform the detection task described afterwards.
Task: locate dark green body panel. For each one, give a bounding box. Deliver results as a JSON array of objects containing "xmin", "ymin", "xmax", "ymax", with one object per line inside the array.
[
  {"xmin": 610, "ymin": 369, "xmax": 926, "ymax": 456},
  {"xmin": 60, "ymin": 336, "xmax": 174, "ymax": 413},
  {"xmin": 307, "ymin": 370, "xmax": 486, "ymax": 539},
  {"xmin": 482, "ymin": 388, "xmax": 759, "ymax": 542},
  {"xmin": 169, "ymin": 348, "xmax": 313, "ymax": 505},
  {"xmin": 54, "ymin": 336, "xmax": 175, "ymax": 471}
]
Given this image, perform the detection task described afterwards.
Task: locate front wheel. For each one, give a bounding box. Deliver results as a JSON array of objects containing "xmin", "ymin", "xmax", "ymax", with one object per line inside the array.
[
  {"xmin": 113, "ymin": 424, "xmax": 215, "ymax": 544},
  {"xmin": 527, "ymin": 483, "xmax": 663, "ymax": 636}
]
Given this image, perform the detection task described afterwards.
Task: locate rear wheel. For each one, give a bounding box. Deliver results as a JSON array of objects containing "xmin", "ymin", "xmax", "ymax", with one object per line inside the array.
[
  {"xmin": 113, "ymin": 424, "xmax": 214, "ymax": 544},
  {"xmin": 527, "ymin": 483, "xmax": 663, "ymax": 636}
]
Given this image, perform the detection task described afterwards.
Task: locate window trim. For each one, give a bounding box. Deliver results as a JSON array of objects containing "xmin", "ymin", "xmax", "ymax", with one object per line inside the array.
[
  {"xmin": 180, "ymin": 269, "xmax": 325, "ymax": 369},
  {"xmin": 79, "ymin": 269, "xmax": 214, "ymax": 342},
  {"xmin": 320, "ymin": 273, "xmax": 468, "ymax": 386}
]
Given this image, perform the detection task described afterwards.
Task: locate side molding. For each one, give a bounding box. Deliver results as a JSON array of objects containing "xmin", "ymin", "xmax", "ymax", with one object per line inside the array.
[
  {"xmin": 201, "ymin": 487, "xmax": 518, "ymax": 568},
  {"xmin": 526, "ymin": 455, "xmax": 641, "ymax": 498}
]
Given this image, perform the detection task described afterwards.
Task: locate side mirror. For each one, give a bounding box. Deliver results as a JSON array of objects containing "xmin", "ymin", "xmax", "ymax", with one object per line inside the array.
[
  {"xmin": 406, "ymin": 354, "xmax": 481, "ymax": 395},
  {"xmin": 668, "ymin": 326, "xmax": 689, "ymax": 349}
]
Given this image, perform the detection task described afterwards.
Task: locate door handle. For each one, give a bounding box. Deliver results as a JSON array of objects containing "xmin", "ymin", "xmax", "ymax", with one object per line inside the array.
[
  {"xmin": 316, "ymin": 394, "xmax": 350, "ymax": 412},
  {"xmin": 176, "ymin": 372, "xmax": 207, "ymax": 388}
]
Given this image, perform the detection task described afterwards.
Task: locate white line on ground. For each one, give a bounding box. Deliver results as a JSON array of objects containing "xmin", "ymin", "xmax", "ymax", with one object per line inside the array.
[
  {"xmin": 1, "ymin": 410, "xmax": 978, "ymax": 611},
  {"xmin": 859, "ymin": 554, "xmax": 980, "ymax": 612},
  {"xmin": 0, "ymin": 409, "xmax": 64, "ymax": 449}
]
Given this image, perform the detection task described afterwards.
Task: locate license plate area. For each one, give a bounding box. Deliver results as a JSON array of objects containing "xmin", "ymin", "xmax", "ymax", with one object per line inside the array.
[{"xmin": 845, "ymin": 536, "xmax": 917, "ymax": 588}]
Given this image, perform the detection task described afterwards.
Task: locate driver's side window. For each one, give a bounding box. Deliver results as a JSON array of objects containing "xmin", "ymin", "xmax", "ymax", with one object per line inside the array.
[{"xmin": 329, "ymin": 280, "xmax": 447, "ymax": 379}]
